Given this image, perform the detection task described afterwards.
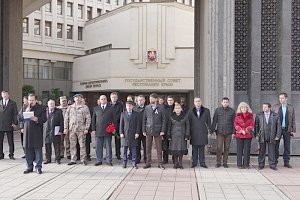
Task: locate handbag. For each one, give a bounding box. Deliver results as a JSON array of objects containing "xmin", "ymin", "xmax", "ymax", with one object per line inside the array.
[{"xmin": 106, "ymin": 123, "xmax": 116, "ymax": 134}]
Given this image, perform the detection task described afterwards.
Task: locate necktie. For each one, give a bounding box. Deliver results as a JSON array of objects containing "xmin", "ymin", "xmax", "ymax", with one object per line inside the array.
[{"xmin": 102, "ymin": 106, "xmax": 105, "ymax": 110}]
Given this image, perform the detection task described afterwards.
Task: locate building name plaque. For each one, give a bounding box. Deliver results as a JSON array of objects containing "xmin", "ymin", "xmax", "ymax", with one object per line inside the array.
[
  {"xmin": 80, "ymin": 80, "xmax": 108, "ymax": 88},
  {"xmin": 124, "ymin": 78, "xmax": 181, "ymax": 87}
]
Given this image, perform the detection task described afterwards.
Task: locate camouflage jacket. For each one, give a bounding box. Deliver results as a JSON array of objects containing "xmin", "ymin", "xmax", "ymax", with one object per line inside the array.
[{"xmin": 64, "ymin": 103, "xmax": 91, "ymax": 132}]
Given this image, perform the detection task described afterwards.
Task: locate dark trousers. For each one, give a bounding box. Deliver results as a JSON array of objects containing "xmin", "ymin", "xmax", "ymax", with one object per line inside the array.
[
  {"xmin": 258, "ymin": 142, "xmax": 276, "ymax": 168},
  {"xmin": 115, "ymin": 136, "xmax": 121, "ymax": 158},
  {"xmin": 137, "ymin": 136, "xmax": 146, "ymax": 163},
  {"xmin": 25, "ymin": 147, "xmax": 43, "ymax": 170},
  {"xmin": 21, "ymin": 132, "xmax": 25, "ymax": 154},
  {"xmin": 146, "ymin": 135, "xmax": 162, "ymax": 165},
  {"xmin": 45, "ymin": 142, "xmax": 61, "ymax": 162},
  {"xmin": 192, "ymin": 145, "xmax": 205, "ymax": 165},
  {"xmin": 236, "ymin": 138, "xmax": 251, "ymax": 167},
  {"xmin": 275, "ymin": 128, "xmax": 290, "ymax": 164},
  {"xmin": 96, "ymin": 136, "xmax": 112, "ymax": 164},
  {"xmin": 216, "ymin": 134, "xmax": 232, "ymax": 165},
  {"xmin": 123, "ymin": 146, "xmax": 137, "ymax": 166},
  {"xmin": 162, "ymin": 139, "xmax": 169, "ymax": 163},
  {"xmin": 0, "ymin": 131, "xmax": 14, "ymax": 157},
  {"xmin": 174, "ymin": 155, "xmax": 183, "ymax": 167}
]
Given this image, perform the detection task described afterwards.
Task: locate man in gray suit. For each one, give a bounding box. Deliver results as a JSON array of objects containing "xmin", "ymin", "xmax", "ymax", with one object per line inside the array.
[
  {"xmin": 91, "ymin": 95, "xmax": 114, "ymax": 166},
  {"xmin": 254, "ymin": 103, "xmax": 281, "ymax": 170},
  {"xmin": 0, "ymin": 90, "xmax": 18, "ymax": 160},
  {"xmin": 143, "ymin": 93, "xmax": 166, "ymax": 169},
  {"xmin": 119, "ymin": 101, "xmax": 140, "ymax": 169}
]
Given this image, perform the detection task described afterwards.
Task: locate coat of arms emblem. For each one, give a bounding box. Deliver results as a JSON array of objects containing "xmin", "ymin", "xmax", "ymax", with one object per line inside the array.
[{"xmin": 146, "ymin": 49, "xmax": 158, "ymax": 63}]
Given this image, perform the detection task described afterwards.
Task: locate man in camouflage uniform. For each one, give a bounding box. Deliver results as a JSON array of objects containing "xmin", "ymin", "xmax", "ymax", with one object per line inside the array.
[
  {"xmin": 64, "ymin": 94, "xmax": 91, "ymax": 165},
  {"xmin": 57, "ymin": 96, "xmax": 70, "ymax": 159}
]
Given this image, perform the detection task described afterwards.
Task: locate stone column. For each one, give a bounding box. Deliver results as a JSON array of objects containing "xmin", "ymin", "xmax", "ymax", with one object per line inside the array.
[
  {"xmin": 196, "ymin": 0, "xmax": 235, "ymax": 111},
  {"xmin": 278, "ymin": 0, "xmax": 292, "ymax": 98},
  {"xmin": 249, "ymin": 0, "xmax": 262, "ymax": 113},
  {"xmin": 0, "ymin": 0, "xmax": 23, "ymax": 104}
]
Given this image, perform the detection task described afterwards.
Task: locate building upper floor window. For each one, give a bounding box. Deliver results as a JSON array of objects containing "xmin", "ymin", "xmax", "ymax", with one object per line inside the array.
[
  {"xmin": 97, "ymin": 0, "xmax": 101, "ymax": 3},
  {"xmin": 78, "ymin": 4, "xmax": 83, "ymax": 19},
  {"xmin": 39, "ymin": 60, "xmax": 53, "ymax": 79},
  {"xmin": 23, "ymin": 18, "xmax": 29, "ymax": 33},
  {"xmin": 67, "ymin": 2, "xmax": 73, "ymax": 17},
  {"xmin": 106, "ymin": 0, "xmax": 110, "ymax": 3},
  {"xmin": 67, "ymin": 25, "xmax": 73, "ymax": 39},
  {"xmin": 45, "ymin": 2, "xmax": 51, "ymax": 13},
  {"xmin": 57, "ymin": 23, "xmax": 63, "ymax": 38},
  {"xmin": 78, "ymin": 27, "xmax": 83, "ymax": 41},
  {"xmin": 57, "ymin": 0, "xmax": 63, "ymax": 15},
  {"xmin": 45, "ymin": 21, "xmax": 52, "ymax": 37},
  {"xmin": 87, "ymin": 6, "xmax": 92, "ymax": 20},
  {"xmin": 34, "ymin": 19, "xmax": 41, "ymax": 35},
  {"xmin": 115, "ymin": 0, "xmax": 119, "ymax": 5}
]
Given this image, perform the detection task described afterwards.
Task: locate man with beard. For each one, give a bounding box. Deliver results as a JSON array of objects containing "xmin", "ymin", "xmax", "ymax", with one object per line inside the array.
[
  {"xmin": 143, "ymin": 93, "xmax": 166, "ymax": 169},
  {"xmin": 20, "ymin": 94, "xmax": 47, "ymax": 174}
]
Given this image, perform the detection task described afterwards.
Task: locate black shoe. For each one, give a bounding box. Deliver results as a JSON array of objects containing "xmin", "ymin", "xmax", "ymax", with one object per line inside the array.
[
  {"xmin": 37, "ymin": 169, "xmax": 42, "ymax": 174},
  {"xmin": 191, "ymin": 164, "xmax": 197, "ymax": 168},
  {"xmin": 116, "ymin": 156, "xmax": 122, "ymax": 160},
  {"xmin": 284, "ymin": 163, "xmax": 292, "ymax": 168},
  {"xmin": 143, "ymin": 164, "xmax": 151, "ymax": 169},
  {"xmin": 56, "ymin": 160, "xmax": 61, "ymax": 165},
  {"xmin": 23, "ymin": 169, "xmax": 33, "ymax": 174},
  {"xmin": 200, "ymin": 164, "xmax": 208, "ymax": 168},
  {"xmin": 67, "ymin": 162, "xmax": 76, "ymax": 165},
  {"xmin": 9, "ymin": 156, "xmax": 15, "ymax": 160},
  {"xmin": 258, "ymin": 166, "xmax": 264, "ymax": 170},
  {"xmin": 215, "ymin": 164, "xmax": 221, "ymax": 168},
  {"xmin": 133, "ymin": 165, "xmax": 138, "ymax": 169},
  {"xmin": 43, "ymin": 160, "xmax": 51, "ymax": 164},
  {"xmin": 107, "ymin": 163, "xmax": 113, "ymax": 166},
  {"xmin": 67, "ymin": 156, "xmax": 71, "ymax": 159},
  {"xmin": 136, "ymin": 160, "xmax": 140, "ymax": 164},
  {"xmin": 173, "ymin": 165, "xmax": 177, "ymax": 169},
  {"xmin": 82, "ymin": 161, "xmax": 87, "ymax": 166},
  {"xmin": 179, "ymin": 165, "xmax": 183, "ymax": 169},
  {"xmin": 22, "ymin": 155, "xmax": 26, "ymax": 159},
  {"xmin": 122, "ymin": 163, "xmax": 127, "ymax": 168},
  {"xmin": 223, "ymin": 164, "xmax": 228, "ymax": 168},
  {"xmin": 158, "ymin": 164, "xmax": 165, "ymax": 170},
  {"xmin": 270, "ymin": 166, "xmax": 278, "ymax": 171},
  {"xmin": 87, "ymin": 157, "xmax": 92, "ymax": 161},
  {"xmin": 95, "ymin": 162, "xmax": 102, "ymax": 166},
  {"xmin": 60, "ymin": 156, "xmax": 64, "ymax": 159}
]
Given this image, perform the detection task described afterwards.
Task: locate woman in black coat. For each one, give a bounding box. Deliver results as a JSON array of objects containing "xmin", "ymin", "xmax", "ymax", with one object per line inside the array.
[
  {"xmin": 44, "ymin": 100, "xmax": 64, "ymax": 164},
  {"xmin": 168, "ymin": 103, "xmax": 190, "ymax": 169}
]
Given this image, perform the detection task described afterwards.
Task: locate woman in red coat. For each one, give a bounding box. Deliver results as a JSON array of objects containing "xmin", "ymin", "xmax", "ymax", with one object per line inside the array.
[{"xmin": 234, "ymin": 102, "xmax": 254, "ymax": 169}]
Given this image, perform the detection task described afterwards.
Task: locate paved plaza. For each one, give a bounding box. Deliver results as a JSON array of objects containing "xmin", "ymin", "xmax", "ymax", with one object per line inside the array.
[{"xmin": 0, "ymin": 133, "xmax": 299, "ymax": 200}]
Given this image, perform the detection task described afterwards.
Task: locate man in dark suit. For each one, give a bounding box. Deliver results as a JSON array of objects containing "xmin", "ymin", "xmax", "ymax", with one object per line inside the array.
[
  {"xmin": 110, "ymin": 92, "xmax": 124, "ymax": 160},
  {"xmin": 133, "ymin": 95, "xmax": 146, "ymax": 164},
  {"xmin": 0, "ymin": 90, "xmax": 18, "ymax": 160},
  {"xmin": 254, "ymin": 103, "xmax": 281, "ymax": 171},
  {"xmin": 91, "ymin": 95, "xmax": 115, "ymax": 166},
  {"xmin": 120, "ymin": 101, "xmax": 140, "ymax": 169},
  {"xmin": 20, "ymin": 94, "xmax": 47, "ymax": 174},
  {"xmin": 188, "ymin": 97, "xmax": 211, "ymax": 168},
  {"xmin": 272, "ymin": 92, "xmax": 296, "ymax": 168},
  {"xmin": 143, "ymin": 93, "xmax": 166, "ymax": 169}
]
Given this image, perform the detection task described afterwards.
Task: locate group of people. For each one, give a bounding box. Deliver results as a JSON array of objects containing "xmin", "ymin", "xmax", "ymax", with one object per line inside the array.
[{"xmin": 0, "ymin": 90, "xmax": 296, "ymax": 174}]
